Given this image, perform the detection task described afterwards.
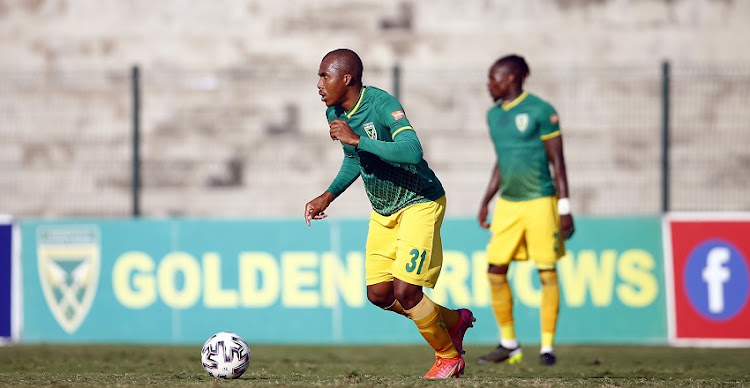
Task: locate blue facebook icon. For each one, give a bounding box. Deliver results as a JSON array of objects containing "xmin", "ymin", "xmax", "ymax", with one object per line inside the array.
[{"xmin": 684, "ymin": 239, "xmax": 749, "ymax": 321}]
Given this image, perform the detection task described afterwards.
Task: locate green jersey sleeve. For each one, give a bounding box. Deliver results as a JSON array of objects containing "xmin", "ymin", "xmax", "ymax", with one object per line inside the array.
[
  {"xmin": 357, "ymin": 129, "xmax": 423, "ymax": 164},
  {"xmin": 375, "ymin": 94, "xmax": 414, "ymax": 138},
  {"xmin": 538, "ymin": 103, "xmax": 560, "ymax": 140},
  {"xmin": 354, "ymin": 92, "xmax": 422, "ymax": 164},
  {"xmin": 326, "ymin": 151, "xmax": 360, "ymax": 197}
]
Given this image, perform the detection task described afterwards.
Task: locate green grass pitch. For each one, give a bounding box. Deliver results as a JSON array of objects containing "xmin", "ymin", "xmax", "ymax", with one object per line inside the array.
[{"xmin": 0, "ymin": 344, "xmax": 748, "ymax": 387}]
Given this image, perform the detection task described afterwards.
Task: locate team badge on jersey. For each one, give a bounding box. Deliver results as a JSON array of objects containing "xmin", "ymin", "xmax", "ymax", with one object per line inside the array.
[
  {"xmin": 363, "ymin": 122, "xmax": 378, "ymax": 139},
  {"xmin": 37, "ymin": 225, "xmax": 100, "ymax": 334},
  {"xmin": 515, "ymin": 113, "xmax": 529, "ymax": 132}
]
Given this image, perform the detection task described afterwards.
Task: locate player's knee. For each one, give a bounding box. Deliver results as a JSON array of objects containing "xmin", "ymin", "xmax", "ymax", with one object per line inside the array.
[
  {"xmin": 488, "ymin": 264, "xmax": 509, "ymax": 275},
  {"xmin": 366, "ymin": 284, "xmax": 394, "ymax": 308},
  {"xmin": 393, "ymin": 283, "xmax": 423, "ymax": 309},
  {"xmin": 367, "ymin": 292, "xmax": 393, "ymax": 308},
  {"xmin": 488, "ymin": 272, "xmax": 508, "ymax": 287}
]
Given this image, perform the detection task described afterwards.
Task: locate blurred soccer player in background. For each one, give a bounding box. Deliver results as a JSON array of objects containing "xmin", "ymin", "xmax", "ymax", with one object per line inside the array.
[
  {"xmin": 304, "ymin": 48, "xmax": 475, "ymax": 379},
  {"xmin": 476, "ymin": 54, "xmax": 575, "ymax": 366}
]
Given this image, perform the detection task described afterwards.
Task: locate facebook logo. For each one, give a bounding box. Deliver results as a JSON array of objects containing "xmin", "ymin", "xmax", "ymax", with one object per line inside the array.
[{"xmin": 684, "ymin": 239, "xmax": 749, "ymax": 321}]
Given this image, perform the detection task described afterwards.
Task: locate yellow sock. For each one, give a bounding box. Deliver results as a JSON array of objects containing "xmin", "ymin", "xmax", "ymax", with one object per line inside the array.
[
  {"xmin": 500, "ymin": 325, "xmax": 516, "ymax": 342},
  {"xmin": 384, "ymin": 299, "xmax": 406, "ymax": 316},
  {"xmin": 404, "ymin": 295, "xmax": 459, "ymax": 359},
  {"xmin": 438, "ymin": 306, "xmax": 460, "ymax": 331},
  {"xmin": 539, "ymin": 270, "xmax": 560, "ymax": 349},
  {"xmin": 541, "ymin": 332, "xmax": 555, "ymax": 349},
  {"xmin": 488, "ymin": 273, "xmax": 514, "ymax": 339}
]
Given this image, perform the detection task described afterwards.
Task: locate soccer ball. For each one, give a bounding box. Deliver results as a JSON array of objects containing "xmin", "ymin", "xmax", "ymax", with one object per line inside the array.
[{"xmin": 200, "ymin": 331, "xmax": 251, "ymax": 379}]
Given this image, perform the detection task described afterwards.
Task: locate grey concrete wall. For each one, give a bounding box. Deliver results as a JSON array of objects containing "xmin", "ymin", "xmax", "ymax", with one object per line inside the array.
[
  {"xmin": 3, "ymin": 1, "xmax": 747, "ymax": 68},
  {"xmin": 0, "ymin": 0, "xmax": 748, "ymax": 218}
]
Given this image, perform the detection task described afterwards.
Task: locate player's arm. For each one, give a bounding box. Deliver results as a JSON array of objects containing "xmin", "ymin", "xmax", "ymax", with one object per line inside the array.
[
  {"xmin": 327, "ymin": 152, "xmax": 360, "ymax": 196},
  {"xmin": 478, "ymin": 163, "xmax": 501, "ymax": 229},
  {"xmin": 544, "ymin": 135, "xmax": 575, "ymax": 239},
  {"xmin": 304, "ymin": 153, "xmax": 360, "ymax": 226},
  {"xmin": 329, "ymin": 119, "xmax": 423, "ymax": 164},
  {"xmin": 357, "ymin": 129, "xmax": 422, "ymax": 164},
  {"xmin": 331, "ymin": 95, "xmax": 424, "ymax": 165}
]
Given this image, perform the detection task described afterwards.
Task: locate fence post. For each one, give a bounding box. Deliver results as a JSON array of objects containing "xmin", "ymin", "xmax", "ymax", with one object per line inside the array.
[
  {"xmin": 661, "ymin": 61, "xmax": 670, "ymax": 213},
  {"xmin": 131, "ymin": 65, "xmax": 141, "ymax": 217},
  {"xmin": 392, "ymin": 63, "xmax": 401, "ymax": 101}
]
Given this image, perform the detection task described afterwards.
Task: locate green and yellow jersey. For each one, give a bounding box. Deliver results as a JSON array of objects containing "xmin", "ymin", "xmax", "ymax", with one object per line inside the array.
[
  {"xmin": 488, "ymin": 91, "xmax": 560, "ymax": 201},
  {"xmin": 326, "ymin": 86, "xmax": 445, "ymax": 216}
]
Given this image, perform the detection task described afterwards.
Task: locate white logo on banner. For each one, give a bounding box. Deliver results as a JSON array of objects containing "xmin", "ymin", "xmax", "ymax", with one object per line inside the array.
[{"xmin": 37, "ymin": 226, "xmax": 100, "ymax": 334}]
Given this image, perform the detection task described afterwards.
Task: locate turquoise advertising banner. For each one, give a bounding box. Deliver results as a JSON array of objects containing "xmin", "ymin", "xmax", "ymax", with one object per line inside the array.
[{"xmin": 21, "ymin": 216, "xmax": 665, "ymax": 345}]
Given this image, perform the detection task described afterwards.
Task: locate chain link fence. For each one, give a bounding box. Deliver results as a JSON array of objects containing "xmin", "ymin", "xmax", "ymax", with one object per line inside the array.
[{"xmin": 1, "ymin": 63, "xmax": 748, "ymax": 218}]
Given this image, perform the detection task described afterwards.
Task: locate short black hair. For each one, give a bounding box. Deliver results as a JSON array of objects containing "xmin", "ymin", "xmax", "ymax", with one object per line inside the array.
[
  {"xmin": 494, "ymin": 54, "xmax": 530, "ymax": 81},
  {"xmin": 323, "ymin": 48, "xmax": 364, "ymax": 85}
]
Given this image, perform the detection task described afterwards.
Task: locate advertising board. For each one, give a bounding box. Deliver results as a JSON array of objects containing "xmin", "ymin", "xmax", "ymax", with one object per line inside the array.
[
  {"xmin": 664, "ymin": 213, "xmax": 750, "ymax": 346},
  {"xmin": 21, "ymin": 217, "xmax": 666, "ymax": 345}
]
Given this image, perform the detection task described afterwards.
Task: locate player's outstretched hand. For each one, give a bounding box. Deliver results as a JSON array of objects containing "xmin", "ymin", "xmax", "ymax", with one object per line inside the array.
[
  {"xmin": 561, "ymin": 214, "xmax": 575, "ymax": 239},
  {"xmin": 304, "ymin": 192, "xmax": 335, "ymax": 226}
]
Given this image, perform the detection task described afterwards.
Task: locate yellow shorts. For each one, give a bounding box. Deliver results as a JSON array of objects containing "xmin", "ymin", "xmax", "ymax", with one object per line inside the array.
[
  {"xmin": 365, "ymin": 196, "xmax": 446, "ymax": 289},
  {"xmin": 486, "ymin": 196, "xmax": 565, "ymax": 270}
]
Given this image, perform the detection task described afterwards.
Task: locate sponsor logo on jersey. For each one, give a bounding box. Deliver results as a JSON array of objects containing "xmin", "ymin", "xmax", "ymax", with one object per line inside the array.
[
  {"xmin": 684, "ymin": 239, "xmax": 749, "ymax": 321},
  {"xmin": 515, "ymin": 113, "xmax": 529, "ymax": 132},
  {"xmin": 391, "ymin": 110, "xmax": 405, "ymax": 120},
  {"xmin": 550, "ymin": 114, "xmax": 559, "ymax": 124},
  {"xmin": 37, "ymin": 225, "xmax": 100, "ymax": 334},
  {"xmin": 363, "ymin": 122, "xmax": 377, "ymax": 139}
]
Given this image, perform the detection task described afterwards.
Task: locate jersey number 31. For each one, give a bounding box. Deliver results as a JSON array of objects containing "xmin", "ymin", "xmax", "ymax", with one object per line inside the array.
[{"xmin": 405, "ymin": 249, "xmax": 426, "ymax": 275}]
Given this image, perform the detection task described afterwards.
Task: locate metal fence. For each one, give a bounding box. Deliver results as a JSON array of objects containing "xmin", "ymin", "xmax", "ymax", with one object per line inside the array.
[{"xmin": 1, "ymin": 63, "xmax": 749, "ymax": 218}]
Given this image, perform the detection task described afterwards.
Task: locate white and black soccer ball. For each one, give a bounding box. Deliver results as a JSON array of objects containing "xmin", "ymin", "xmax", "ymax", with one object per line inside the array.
[{"xmin": 200, "ymin": 331, "xmax": 251, "ymax": 379}]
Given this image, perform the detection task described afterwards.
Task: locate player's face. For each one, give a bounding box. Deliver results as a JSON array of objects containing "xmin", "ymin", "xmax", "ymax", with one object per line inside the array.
[
  {"xmin": 488, "ymin": 64, "xmax": 512, "ymax": 102},
  {"xmin": 317, "ymin": 58, "xmax": 348, "ymax": 107}
]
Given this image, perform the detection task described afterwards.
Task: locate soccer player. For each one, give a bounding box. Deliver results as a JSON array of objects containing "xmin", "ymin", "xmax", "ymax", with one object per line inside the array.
[
  {"xmin": 476, "ymin": 54, "xmax": 575, "ymax": 366},
  {"xmin": 304, "ymin": 48, "xmax": 475, "ymax": 379}
]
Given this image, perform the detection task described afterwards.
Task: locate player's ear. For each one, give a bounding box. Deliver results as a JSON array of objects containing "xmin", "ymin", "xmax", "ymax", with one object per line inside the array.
[{"xmin": 344, "ymin": 74, "xmax": 351, "ymax": 86}]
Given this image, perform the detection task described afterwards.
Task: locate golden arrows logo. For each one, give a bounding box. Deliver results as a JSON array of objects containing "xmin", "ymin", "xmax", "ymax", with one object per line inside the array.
[
  {"xmin": 515, "ymin": 113, "xmax": 529, "ymax": 132},
  {"xmin": 363, "ymin": 122, "xmax": 378, "ymax": 139},
  {"xmin": 37, "ymin": 226, "xmax": 100, "ymax": 334}
]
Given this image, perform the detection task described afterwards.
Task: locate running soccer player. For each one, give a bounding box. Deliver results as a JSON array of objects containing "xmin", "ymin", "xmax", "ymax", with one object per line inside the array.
[
  {"xmin": 304, "ymin": 48, "xmax": 475, "ymax": 379},
  {"xmin": 476, "ymin": 54, "xmax": 575, "ymax": 366}
]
